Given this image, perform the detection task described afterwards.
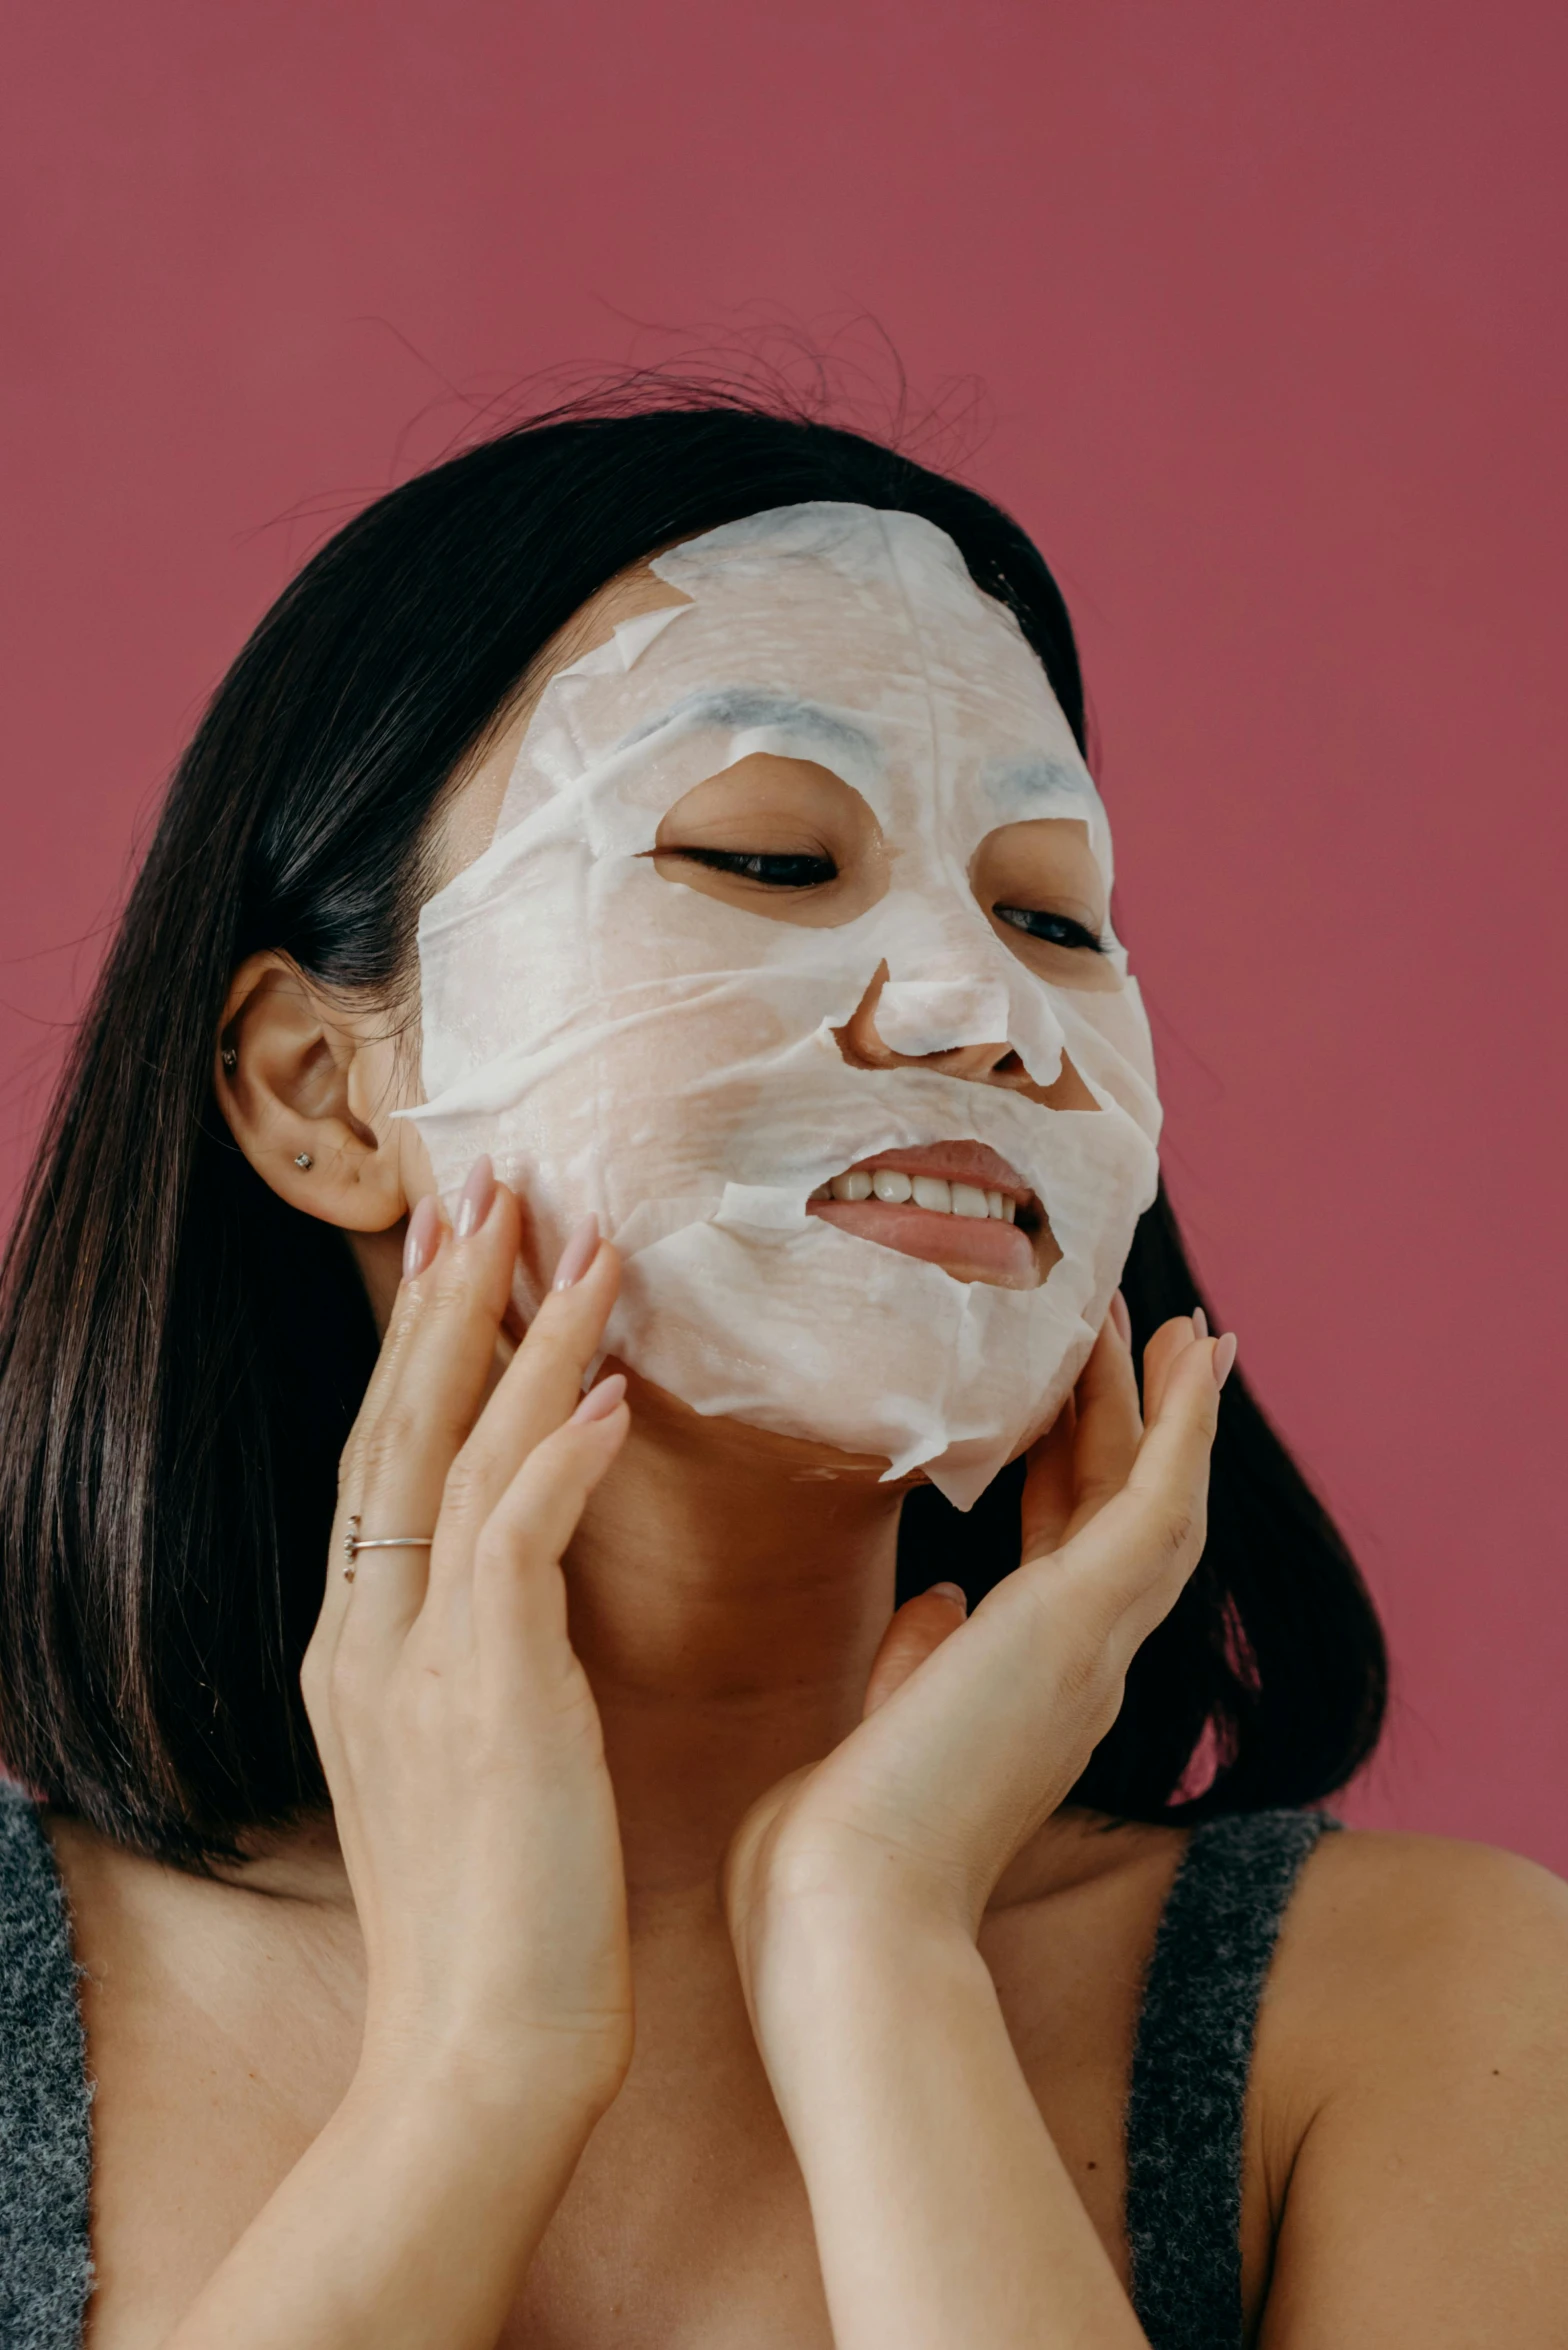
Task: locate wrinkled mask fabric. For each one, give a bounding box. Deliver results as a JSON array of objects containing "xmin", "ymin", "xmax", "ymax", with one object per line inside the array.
[{"xmin": 409, "ymin": 504, "xmax": 1161, "ymax": 1506}]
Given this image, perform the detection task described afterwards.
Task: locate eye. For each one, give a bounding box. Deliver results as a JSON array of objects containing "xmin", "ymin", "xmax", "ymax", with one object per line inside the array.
[
  {"xmin": 670, "ymin": 847, "xmax": 838, "ymax": 889},
  {"xmin": 995, "ymin": 905, "xmax": 1106, "ymax": 953},
  {"xmin": 651, "ymin": 758, "xmax": 885, "ymax": 927}
]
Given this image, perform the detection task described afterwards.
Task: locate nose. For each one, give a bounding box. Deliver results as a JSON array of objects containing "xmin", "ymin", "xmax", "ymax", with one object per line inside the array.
[{"xmin": 833, "ymin": 962, "xmax": 1097, "ymax": 1106}]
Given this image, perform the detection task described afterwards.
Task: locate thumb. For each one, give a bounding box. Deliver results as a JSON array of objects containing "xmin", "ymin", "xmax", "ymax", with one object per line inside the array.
[{"xmin": 862, "ymin": 1583, "xmax": 968, "ymax": 1719}]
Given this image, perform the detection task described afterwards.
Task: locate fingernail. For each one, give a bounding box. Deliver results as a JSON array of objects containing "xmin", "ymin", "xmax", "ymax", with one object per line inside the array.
[
  {"xmin": 1212, "ymin": 1332, "xmax": 1238, "ymax": 1390},
  {"xmin": 553, "ymin": 1213, "xmax": 601, "ymax": 1290},
  {"xmin": 1192, "ymin": 1305, "xmax": 1209, "ymax": 1340},
  {"xmin": 927, "ymin": 1581, "xmax": 968, "ymax": 1614},
  {"xmin": 1110, "ymin": 1289, "xmax": 1132, "ymax": 1346},
  {"xmin": 571, "ymin": 1371, "xmax": 626, "ymax": 1425},
  {"xmin": 402, "ymin": 1192, "xmax": 442, "ymax": 1281},
  {"xmin": 454, "ymin": 1154, "xmax": 495, "ymax": 1241}
]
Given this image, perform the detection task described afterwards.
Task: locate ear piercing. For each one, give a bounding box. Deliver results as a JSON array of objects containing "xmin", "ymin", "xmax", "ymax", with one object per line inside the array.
[{"xmin": 220, "ymin": 1043, "xmax": 312, "ymax": 1170}]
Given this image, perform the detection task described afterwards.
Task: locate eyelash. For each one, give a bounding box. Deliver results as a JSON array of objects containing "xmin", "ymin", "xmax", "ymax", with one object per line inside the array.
[
  {"xmin": 995, "ymin": 906, "xmax": 1106, "ymax": 953},
  {"xmin": 670, "ymin": 853, "xmax": 1105, "ymax": 953},
  {"xmin": 674, "ymin": 848, "xmax": 838, "ymax": 887}
]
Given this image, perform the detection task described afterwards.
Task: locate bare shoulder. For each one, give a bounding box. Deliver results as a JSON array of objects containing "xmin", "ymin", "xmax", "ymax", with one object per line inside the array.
[
  {"xmin": 1252, "ymin": 1829, "xmax": 1568, "ymax": 2347},
  {"xmin": 1270, "ymin": 1825, "xmax": 1568, "ymax": 2054}
]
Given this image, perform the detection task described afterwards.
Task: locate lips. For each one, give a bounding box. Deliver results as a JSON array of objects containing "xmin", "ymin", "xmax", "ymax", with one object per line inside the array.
[{"xmin": 805, "ymin": 1140, "xmax": 1051, "ymax": 1290}]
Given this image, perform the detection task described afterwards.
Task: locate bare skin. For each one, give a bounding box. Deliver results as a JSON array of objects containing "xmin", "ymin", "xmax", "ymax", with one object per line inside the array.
[{"xmin": 45, "ymin": 568, "xmax": 1568, "ymax": 2347}]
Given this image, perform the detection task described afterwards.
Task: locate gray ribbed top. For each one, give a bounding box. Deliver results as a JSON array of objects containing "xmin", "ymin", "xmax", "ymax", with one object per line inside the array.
[
  {"xmin": 1127, "ymin": 1807, "xmax": 1335, "ymax": 2348},
  {"xmin": 0, "ymin": 1785, "xmax": 1327, "ymax": 2345},
  {"xmin": 0, "ymin": 1783, "xmax": 92, "ymax": 2349}
]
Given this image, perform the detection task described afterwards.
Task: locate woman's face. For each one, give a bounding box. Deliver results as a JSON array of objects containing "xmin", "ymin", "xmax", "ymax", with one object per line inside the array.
[{"xmin": 413, "ymin": 507, "xmax": 1160, "ymax": 1507}]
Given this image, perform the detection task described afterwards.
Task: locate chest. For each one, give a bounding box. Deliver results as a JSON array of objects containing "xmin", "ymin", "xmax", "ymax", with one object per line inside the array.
[{"xmin": 76, "ymin": 1884, "xmax": 1149, "ymax": 2349}]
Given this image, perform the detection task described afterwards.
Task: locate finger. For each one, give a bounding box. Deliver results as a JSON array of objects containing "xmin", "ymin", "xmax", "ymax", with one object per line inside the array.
[
  {"xmin": 1019, "ymin": 1295, "xmax": 1142, "ymax": 1561},
  {"xmin": 467, "ymin": 1379, "xmax": 631, "ymax": 1655},
  {"xmin": 329, "ymin": 1161, "xmax": 522, "ymax": 1649},
  {"xmin": 1029, "ymin": 1327, "xmax": 1223, "ymax": 1643},
  {"xmin": 1019, "ymin": 1391, "xmax": 1077, "ymax": 1558},
  {"xmin": 426, "ymin": 1217, "xmax": 621, "ymax": 1579},
  {"xmin": 1140, "ymin": 1312, "xmax": 1203, "ymax": 1425},
  {"xmin": 312, "ymin": 1195, "xmax": 455, "ymax": 1679},
  {"xmin": 863, "ymin": 1584, "xmax": 968, "ymax": 1720},
  {"xmin": 332, "ymin": 1194, "xmax": 452, "ymax": 1515},
  {"xmin": 1125, "ymin": 1322, "xmax": 1225, "ymax": 1514},
  {"xmin": 1049, "ymin": 1311, "xmax": 1144, "ymax": 1543}
]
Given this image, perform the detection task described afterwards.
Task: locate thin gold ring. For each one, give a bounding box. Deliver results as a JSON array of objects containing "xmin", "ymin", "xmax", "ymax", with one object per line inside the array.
[{"xmin": 342, "ymin": 1516, "xmax": 435, "ymax": 1581}]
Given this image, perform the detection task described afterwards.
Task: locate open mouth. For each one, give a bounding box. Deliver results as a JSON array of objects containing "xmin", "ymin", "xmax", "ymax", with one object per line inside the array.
[{"xmin": 806, "ymin": 1142, "xmax": 1054, "ymax": 1289}]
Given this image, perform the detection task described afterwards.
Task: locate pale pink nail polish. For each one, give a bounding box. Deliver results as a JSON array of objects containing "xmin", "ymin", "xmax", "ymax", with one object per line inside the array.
[
  {"xmin": 1212, "ymin": 1332, "xmax": 1238, "ymax": 1390},
  {"xmin": 1110, "ymin": 1289, "xmax": 1132, "ymax": 1346},
  {"xmin": 402, "ymin": 1193, "xmax": 442, "ymax": 1281},
  {"xmin": 927, "ymin": 1581, "xmax": 968, "ymax": 1614},
  {"xmin": 571, "ymin": 1371, "xmax": 626, "ymax": 1425},
  {"xmin": 1192, "ymin": 1305, "xmax": 1209, "ymax": 1340},
  {"xmin": 553, "ymin": 1213, "xmax": 601, "ymax": 1290},
  {"xmin": 454, "ymin": 1154, "xmax": 495, "ymax": 1240}
]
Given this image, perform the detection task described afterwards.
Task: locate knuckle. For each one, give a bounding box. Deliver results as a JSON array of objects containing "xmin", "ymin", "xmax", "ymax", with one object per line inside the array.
[
  {"xmin": 1054, "ymin": 1628, "xmax": 1116, "ymax": 1712},
  {"xmin": 388, "ymin": 1264, "xmax": 474, "ymax": 1351},
  {"xmin": 359, "ymin": 1408, "xmax": 422, "ymax": 1484},
  {"xmin": 472, "ymin": 1520, "xmax": 520, "ymax": 1582},
  {"xmin": 299, "ymin": 1647, "xmax": 327, "ymax": 1720},
  {"xmin": 517, "ymin": 1320, "xmax": 587, "ymax": 1381},
  {"xmin": 424, "ymin": 1254, "xmax": 489, "ymax": 1321},
  {"xmin": 382, "ymin": 1290, "xmax": 428, "ymax": 1352},
  {"xmin": 473, "ymin": 1489, "xmax": 560, "ymax": 1571},
  {"xmin": 1017, "ymin": 1569, "xmax": 1128, "ymax": 1712},
  {"xmin": 1152, "ymin": 1496, "xmax": 1203, "ymax": 1565},
  {"xmin": 1150, "ymin": 1507, "xmax": 1191, "ymax": 1565},
  {"xmin": 439, "ymin": 1450, "xmax": 491, "ymax": 1525},
  {"xmin": 1086, "ymin": 1663, "xmax": 1130, "ymax": 1746},
  {"xmin": 327, "ymin": 1637, "xmax": 379, "ymax": 1722},
  {"xmin": 360, "ymin": 1395, "xmax": 468, "ymax": 1484},
  {"xmin": 1060, "ymin": 1641, "xmax": 1129, "ymax": 1750},
  {"xmin": 1125, "ymin": 1472, "xmax": 1204, "ymax": 1569}
]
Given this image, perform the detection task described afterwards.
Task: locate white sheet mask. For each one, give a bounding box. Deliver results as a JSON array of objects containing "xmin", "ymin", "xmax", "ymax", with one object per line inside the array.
[{"xmin": 409, "ymin": 504, "xmax": 1161, "ymax": 1507}]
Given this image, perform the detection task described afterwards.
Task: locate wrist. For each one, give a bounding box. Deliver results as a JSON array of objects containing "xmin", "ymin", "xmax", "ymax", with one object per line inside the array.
[
  {"xmin": 163, "ymin": 2032, "xmax": 614, "ymax": 2348},
  {"xmin": 353, "ymin": 2017, "xmax": 627, "ymax": 2149},
  {"xmin": 734, "ymin": 1841, "xmax": 981, "ymax": 1976},
  {"xmin": 747, "ymin": 1909, "xmax": 999, "ymax": 2160},
  {"xmin": 744, "ymin": 1892, "xmax": 989, "ymax": 2055}
]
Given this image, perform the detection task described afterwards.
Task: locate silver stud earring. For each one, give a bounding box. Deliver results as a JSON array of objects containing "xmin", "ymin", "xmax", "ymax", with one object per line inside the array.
[
  {"xmin": 221, "ymin": 1047, "xmax": 237, "ymax": 1072},
  {"xmin": 294, "ymin": 1152, "xmax": 314, "ymax": 1170}
]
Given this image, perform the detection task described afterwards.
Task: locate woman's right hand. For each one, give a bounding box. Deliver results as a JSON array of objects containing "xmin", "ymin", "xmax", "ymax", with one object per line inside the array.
[
  {"xmin": 166, "ymin": 1160, "xmax": 630, "ymax": 2347},
  {"xmin": 301, "ymin": 1154, "xmax": 633, "ymax": 2118}
]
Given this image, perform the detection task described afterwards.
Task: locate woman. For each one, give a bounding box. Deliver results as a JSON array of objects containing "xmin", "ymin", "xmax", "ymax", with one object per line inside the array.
[{"xmin": 0, "ymin": 399, "xmax": 1561, "ymax": 2349}]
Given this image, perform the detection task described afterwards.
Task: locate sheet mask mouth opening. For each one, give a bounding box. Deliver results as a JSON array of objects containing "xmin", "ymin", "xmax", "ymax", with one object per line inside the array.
[{"xmin": 804, "ymin": 1142, "xmax": 1054, "ymax": 1288}]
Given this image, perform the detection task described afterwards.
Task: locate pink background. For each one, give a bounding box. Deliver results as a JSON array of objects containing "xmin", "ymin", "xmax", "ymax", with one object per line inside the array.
[{"xmin": 3, "ymin": 4, "xmax": 1564, "ymax": 1868}]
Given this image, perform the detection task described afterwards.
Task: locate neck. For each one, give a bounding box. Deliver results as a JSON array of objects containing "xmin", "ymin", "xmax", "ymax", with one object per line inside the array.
[
  {"xmin": 241, "ymin": 1379, "xmax": 1107, "ymax": 1920},
  {"xmin": 564, "ymin": 1378, "xmax": 904, "ymax": 1902}
]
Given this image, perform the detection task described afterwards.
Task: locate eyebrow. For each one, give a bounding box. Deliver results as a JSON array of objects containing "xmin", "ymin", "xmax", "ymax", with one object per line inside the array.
[
  {"xmin": 983, "ymin": 753, "xmax": 1094, "ymax": 803},
  {"xmin": 615, "ymin": 687, "xmax": 881, "ymax": 764}
]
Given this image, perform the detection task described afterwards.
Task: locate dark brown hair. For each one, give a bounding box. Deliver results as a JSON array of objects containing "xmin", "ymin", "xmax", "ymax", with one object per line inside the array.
[{"xmin": 0, "ymin": 397, "xmax": 1386, "ymax": 1866}]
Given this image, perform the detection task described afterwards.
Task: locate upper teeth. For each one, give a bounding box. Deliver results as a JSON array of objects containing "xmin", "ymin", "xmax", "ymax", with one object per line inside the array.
[{"xmin": 813, "ymin": 1170, "xmax": 1017, "ymax": 1222}]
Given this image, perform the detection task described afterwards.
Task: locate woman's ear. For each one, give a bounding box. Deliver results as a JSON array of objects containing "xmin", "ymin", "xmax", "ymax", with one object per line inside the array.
[{"xmin": 214, "ymin": 952, "xmax": 412, "ymax": 1234}]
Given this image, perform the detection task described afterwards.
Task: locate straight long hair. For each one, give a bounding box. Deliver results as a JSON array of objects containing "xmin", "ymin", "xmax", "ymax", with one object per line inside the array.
[{"xmin": 0, "ymin": 396, "xmax": 1386, "ymax": 1866}]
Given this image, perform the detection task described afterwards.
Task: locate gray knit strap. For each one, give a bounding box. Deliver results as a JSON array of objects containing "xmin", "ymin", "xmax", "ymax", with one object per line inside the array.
[
  {"xmin": 1125, "ymin": 1807, "xmax": 1336, "ymax": 2350},
  {"xmin": 0, "ymin": 1782, "xmax": 93, "ymax": 2348}
]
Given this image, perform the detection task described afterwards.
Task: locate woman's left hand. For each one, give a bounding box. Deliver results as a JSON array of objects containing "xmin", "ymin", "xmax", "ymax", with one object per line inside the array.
[{"xmin": 724, "ymin": 1307, "xmax": 1231, "ymax": 2011}]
